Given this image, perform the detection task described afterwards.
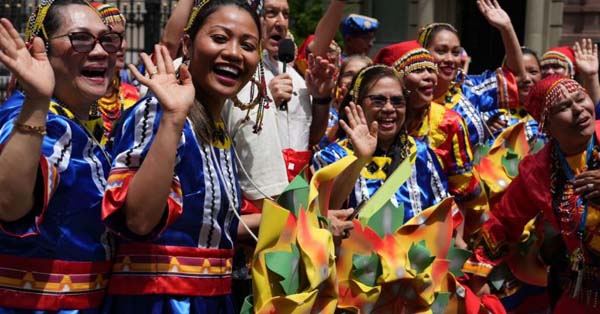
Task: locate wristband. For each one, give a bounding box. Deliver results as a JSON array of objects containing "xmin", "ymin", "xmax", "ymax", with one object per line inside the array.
[{"xmin": 14, "ymin": 121, "xmax": 47, "ymax": 136}]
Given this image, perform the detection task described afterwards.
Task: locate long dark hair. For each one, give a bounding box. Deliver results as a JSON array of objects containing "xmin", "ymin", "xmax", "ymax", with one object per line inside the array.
[
  {"xmin": 184, "ymin": 0, "xmax": 262, "ymax": 144},
  {"xmin": 337, "ymin": 65, "xmax": 410, "ymax": 176}
]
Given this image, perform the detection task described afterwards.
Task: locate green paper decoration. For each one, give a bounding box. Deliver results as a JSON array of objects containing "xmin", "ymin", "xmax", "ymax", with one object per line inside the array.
[
  {"xmin": 351, "ymin": 253, "xmax": 382, "ymax": 287},
  {"xmin": 367, "ymin": 200, "xmax": 405, "ymax": 238},
  {"xmin": 265, "ymin": 244, "xmax": 301, "ymax": 295},
  {"xmin": 446, "ymin": 240, "xmax": 472, "ymax": 277},
  {"xmin": 408, "ymin": 240, "xmax": 435, "ymax": 273},
  {"xmin": 277, "ymin": 171, "xmax": 309, "ymax": 216}
]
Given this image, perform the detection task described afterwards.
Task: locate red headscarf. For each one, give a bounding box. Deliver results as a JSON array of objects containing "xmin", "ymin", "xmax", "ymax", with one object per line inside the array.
[{"xmin": 525, "ymin": 74, "xmax": 586, "ymax": 129}]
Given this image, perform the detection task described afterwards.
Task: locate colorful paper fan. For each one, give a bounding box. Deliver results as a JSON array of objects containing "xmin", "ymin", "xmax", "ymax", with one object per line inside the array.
[
  {"xmin": 336, "ymin": 197, "xmax": 458, "ymax": 313},
  {"xmin": 476, "ymin": 121, "xmax": 530, "ymax": 201},
  {"xmin": 336, "ymin": 221, "xmax": 384, "ymax": 312},
  {"xmin": 251, "ymin": 156, "xmax": 358, "ymax": 313}
]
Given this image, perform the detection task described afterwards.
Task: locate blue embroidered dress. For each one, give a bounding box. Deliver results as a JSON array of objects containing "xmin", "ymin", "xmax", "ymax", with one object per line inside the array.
[
  {"xmin": 102, "ymin": 96, "xmax": 241, "ymax": 314},
  {"xmin": 0, "ymin": 91, "xmax": 112, "ymax": 313},
  {"xmin": 438, "ymin": 68, "xmax": 518, "ymax": 148},
  {"xmin": 312, "ymin": 137, "xmax": 449, "ymax": 222}
]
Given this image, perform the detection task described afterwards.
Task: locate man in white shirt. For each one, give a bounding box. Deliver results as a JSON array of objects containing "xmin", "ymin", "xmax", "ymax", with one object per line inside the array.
[{"xmin": 223, "ymin": 0, "xmax": 333, "ymax": 213}]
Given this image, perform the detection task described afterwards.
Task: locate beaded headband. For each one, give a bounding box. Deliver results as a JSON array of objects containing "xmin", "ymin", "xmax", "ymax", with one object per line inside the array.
[
  {"xmin": 540, "ymin": 50, "xmax": 575, "ymax": 78},
  {"xmin": 25, "ymin": 0, "xmax": 97, "ymax": 43},
  {"xmin": 184, "ymin": 0, "xmax": 263, "ymax": 33},
  {"xmin": 526, "ymin": 76, "xmax": 585, "ymax": 131},
  {"xmin": 416, "ymin": 22, "xmax": 457, "ymax": 48},
  {"xmin": 393, "ymin": 47, "xmax": 437, "ymax": 78},
  {"xmin": 351, "ymin": 64, "xmax": 398, "ymax": 104},
  {"xmin": 25, "ymin": 0, "xmax": 56, "ymax": 43},
  {"xmin": 91, "ymin": 2, "xmax": 126, "ymax": 27}
]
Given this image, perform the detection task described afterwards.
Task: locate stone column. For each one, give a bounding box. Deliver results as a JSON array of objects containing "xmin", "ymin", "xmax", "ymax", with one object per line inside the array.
[
  {"xmin": 408, "ymin": 0, "xmax": 434, "ymax": 37},
  {"xmin": 524, "ymin": 0, "xmax": 546, "ymax": 53}
]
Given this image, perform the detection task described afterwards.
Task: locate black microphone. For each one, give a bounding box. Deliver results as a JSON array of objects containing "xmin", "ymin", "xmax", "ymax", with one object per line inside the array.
[{"xmin": 277, "ymin": 38, "xmax": 295, "ymax": 111}]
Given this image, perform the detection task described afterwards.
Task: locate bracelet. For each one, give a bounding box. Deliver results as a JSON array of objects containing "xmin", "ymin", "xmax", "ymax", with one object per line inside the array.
[
  {"xmin": 312, "ymin": 96, "xmax": 332, "ymax": 106},
  {"xmin": 13, "ymin": 121, "xmax": 47, "ymax": 136}
]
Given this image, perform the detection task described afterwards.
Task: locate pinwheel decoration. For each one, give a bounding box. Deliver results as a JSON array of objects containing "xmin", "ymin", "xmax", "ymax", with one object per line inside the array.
[{"xmin": 243, "ymin": 155, "xmax": 357, "ymax": 314}]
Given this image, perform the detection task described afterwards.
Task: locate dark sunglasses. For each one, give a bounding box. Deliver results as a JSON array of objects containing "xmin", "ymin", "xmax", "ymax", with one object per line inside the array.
[
  {"xmin": 50, "ymin": 31, "xmax": 123, "ymax": 53},
  {"xmin": 364, "ymin": 94, "xmax": 406, "ymax": 108}
]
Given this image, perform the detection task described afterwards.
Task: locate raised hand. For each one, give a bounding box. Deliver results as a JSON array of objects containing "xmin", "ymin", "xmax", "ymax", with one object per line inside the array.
[
  {"xmin": 0, "ymin": 18, "xmax": 54, "ymax": 101},
  {"xmin": 339, "ymin": 102, "xmax": 378, "ymax": 162},
  {"xmin": 574, "ymin": 38, "xmax": 598, "ymax": 76},
  {"xmin": 129, "ymin": 44, "xmax": 195, "ymax": 122},
  {"xmin": 574, "ymin": 169, "xmax": 600, "ymax": 206},
  {"xmin": 477, "ymin": 0, "xmax": 512, "ymax": 31},
  {"xmin": 305, "ymin": 53, "xmax": 336, "ymax": 99}
]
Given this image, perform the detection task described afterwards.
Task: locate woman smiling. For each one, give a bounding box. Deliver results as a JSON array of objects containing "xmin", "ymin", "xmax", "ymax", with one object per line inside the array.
[{"xmin": 102, "ymin": 1, "xmax": 262, "ymax": 313}]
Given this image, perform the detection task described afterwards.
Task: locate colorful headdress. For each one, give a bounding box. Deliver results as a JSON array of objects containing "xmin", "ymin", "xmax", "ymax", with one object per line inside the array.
[
  {"xmin": 540, "ymin": 46, "xmax": 576, "ymax": 78},
  {"xmin": 185, "ymin": 0, "xmax": 263, "ymax": 33},
  {"xmin": 91, "ymin": 2, "xmax": 126, "ymax": 27},
  {"xmin": 525, "ymin": 75, "xmax": 585, "ymax": 129},
  {"xmin": 25, "ymin": 0, "xmax": 57, "ymax": 43},
  {"xmin": 340, "ymin": 14, "xmax": 379, "ymax": 38},
  {"xmin": 373, "ymin": 40, "xmax": 437, "ymax": 78},
  {"xmin": 350, "ymin": 64, "xmax": 397, "ymax": 104},
  {"xmin": 25, "ymin": 0, "xmax": 98, "ymax": 43},
  {"xmin": 416, "ymin": 23, "xmax": 457, "ymax": 48}
]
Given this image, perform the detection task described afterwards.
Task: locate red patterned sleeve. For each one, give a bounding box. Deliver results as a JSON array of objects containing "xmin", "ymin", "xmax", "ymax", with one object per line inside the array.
[
  {"xmin": 496, "ymin": 67, "xmax": 519, "ymax": 110},
  {"xmin": 102, "ymin": 169, "xmax": 183, "ymax": 241}
]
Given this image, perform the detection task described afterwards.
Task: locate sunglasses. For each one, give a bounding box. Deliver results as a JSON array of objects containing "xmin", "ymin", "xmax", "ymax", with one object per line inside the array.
[
  {"xmin": 50, "ymin": 31, "xmax": 123, "ymax": 53},
  {"xmin": 364, "ymin": 94, "xmax": 406, "ymax": 108}
]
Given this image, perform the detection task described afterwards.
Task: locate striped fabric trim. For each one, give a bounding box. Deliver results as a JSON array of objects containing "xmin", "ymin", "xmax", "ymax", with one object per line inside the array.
[
  {"xmin": 0, "ymin": 254, "xmax": 111, "ymax": 310},
  {"xmin": 109, "ymin": 243, "xmax": 233, "ymax": 296},
  {"xmin": 393, "ymin": 48, "xmax": 437, "ymax": 78}
]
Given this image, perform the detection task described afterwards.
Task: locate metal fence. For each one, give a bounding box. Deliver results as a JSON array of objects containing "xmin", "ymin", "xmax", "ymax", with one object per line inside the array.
[{"xmin": 0, "ymin": 0, "xmax": 177, "ymax": 100}]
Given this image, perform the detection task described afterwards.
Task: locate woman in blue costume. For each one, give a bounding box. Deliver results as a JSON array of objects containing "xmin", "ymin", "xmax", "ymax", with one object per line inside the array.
[
  {"xmin": 101, "ymin": 0, "xmax": 262, "ymax": 313},
  {"xmin": 312, "ymin": 65, "xmax": 448, "ymax": 222},
  {"xmin": 0, "ymin": 0, "xmax": 120, "ymax": 312},
  {"xmin": 417, "ymin": 0, "xmax": 525, "ymax": 150}
]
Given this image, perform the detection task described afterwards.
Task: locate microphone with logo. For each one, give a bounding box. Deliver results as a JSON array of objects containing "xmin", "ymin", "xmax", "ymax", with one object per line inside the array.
[{"xmin": 276, "ymin": 38, "xmax": 296, "ymax": 111}]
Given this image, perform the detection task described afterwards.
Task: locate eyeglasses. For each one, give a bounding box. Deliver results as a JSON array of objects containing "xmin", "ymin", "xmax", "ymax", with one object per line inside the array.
[
  {"xmin": 50, "ymin": 31, "xmax": 123, "ymax": 53},
  {"xmin": 364, "ymin": 94, "xmax": 406, "ymax": 108}
]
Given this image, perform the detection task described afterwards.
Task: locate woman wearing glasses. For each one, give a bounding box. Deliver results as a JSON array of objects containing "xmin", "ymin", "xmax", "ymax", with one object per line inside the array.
[
  {"xmin": 101, "ymin": 0, "xmax": 262, "ymax": 313},
  {"xmin": 312, "ymin": 65, "xmax": 448, "ymax": 223},
  {"xmin": 0, "ymin": 0, "xmax": 120, "ymax": 312},
  {"xmin": 374, "ymin": 40, "xmax": 487, "ymax": 244}
]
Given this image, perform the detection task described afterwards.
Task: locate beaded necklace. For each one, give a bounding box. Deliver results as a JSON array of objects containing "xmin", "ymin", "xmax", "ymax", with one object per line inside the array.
[
  {"xmin": 97, "ymin": 78, "xmax": 125, "ymax": 137},
  {"xmin": 550, "ymin": 135, "xmax": 599, "ymax": 297}
]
